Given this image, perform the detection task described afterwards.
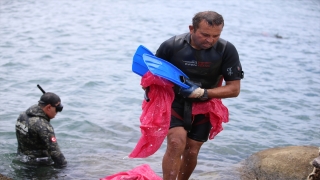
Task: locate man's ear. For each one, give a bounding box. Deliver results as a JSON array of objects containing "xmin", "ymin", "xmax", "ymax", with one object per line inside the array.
[
  {"xmin": 189, "ymin": 25, "xmax": 194, "ymax": 33},
  {"xmin": 43, "ymin": 104, "xmax": 51, "ymax": 112}
]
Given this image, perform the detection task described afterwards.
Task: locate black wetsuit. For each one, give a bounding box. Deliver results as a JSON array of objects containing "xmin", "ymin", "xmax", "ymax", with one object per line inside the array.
[
  {"xmin": 15, "ymin": 104, "xmax": 67, "ymax": 166},
  {"xmin": 156, "ymin": 33, "xmax": 243, "ymax": 142}
]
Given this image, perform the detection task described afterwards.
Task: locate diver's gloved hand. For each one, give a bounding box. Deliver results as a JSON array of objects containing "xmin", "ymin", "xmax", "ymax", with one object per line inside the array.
[{"xmin": 179, "ymin": 79, "xmax": 204, "ymax": 98}]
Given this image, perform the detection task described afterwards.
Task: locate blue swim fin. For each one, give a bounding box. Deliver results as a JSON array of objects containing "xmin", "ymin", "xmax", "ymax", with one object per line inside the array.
[
  {"xmin": 143, "ymin": 54, "xmax": 190, "ymax": 88},
  {"xmin": 132, "ymin": 45, "xmax": 154, "ymax": 76}
]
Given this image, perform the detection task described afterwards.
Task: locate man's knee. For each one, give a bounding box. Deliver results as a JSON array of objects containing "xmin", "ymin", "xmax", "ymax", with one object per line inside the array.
[
  {"xmin": 167, "ymin": 127, "xmax": 187, "ymax": 149},
  {"xmin": 167, "ymin": 136, "xmax": 186, "ymax": 150}
]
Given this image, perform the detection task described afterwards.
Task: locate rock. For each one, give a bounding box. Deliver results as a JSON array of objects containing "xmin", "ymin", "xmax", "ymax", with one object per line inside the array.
[
  {"xmin": 0, "ymin": 174, "xmax": 12, "ymax": 180},
  {"xmin": 239, "ymin": 146, "xmax": 319, "ymax": 180},
  {"xmin": 313, "ymin": 156, "xmax": 320, "ymax": 168}
]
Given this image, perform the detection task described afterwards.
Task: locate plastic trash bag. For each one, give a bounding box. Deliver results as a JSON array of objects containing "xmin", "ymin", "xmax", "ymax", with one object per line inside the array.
[
  {"xmin": 129, "ymin": 71, "xmax": 175, "ymax": 158},
  {"xmin": 100, "ymin": 164, "xmax": 162, "ymax": 180},
  {"xmin": 129, "ymin": 72, "xmax": 229, "ymax": 158},
  {"xmin": 193, "ymin": 99, "xmax": 229, "ymax": 140}
]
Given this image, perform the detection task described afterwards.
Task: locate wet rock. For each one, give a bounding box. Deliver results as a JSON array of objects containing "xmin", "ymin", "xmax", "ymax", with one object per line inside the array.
[
  {"xmin": 313, "ymin": 156, "xmax": 320, "ymax": 169},
  {"xmin": 307, "ymin": 148, "xmax": 320, "ymax": 180},
  {"xmin": 0, "ymin": 174, "xmax": 12, "ymax": 180},
  {"xmin": 307, "ymin": 167, "xmax": 320, "ymax": 180},
  {"xmin": 239, "ymin": 146, "xmax": 318, "ymax": 180}
]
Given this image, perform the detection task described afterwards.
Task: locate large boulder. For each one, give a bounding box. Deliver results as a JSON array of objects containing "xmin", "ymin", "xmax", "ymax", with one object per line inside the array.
[{"xmin": 239, "ymin": 146, "xmax": 319, "ymax": 180}]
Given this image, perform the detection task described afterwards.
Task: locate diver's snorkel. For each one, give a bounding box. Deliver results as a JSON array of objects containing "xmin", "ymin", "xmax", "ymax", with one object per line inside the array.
[
  {"xmin": 37, "ymin": 84, "xmax": 46, "ymax": 94},
  {"xmin": 37, "ymin": 84, "xmax": 63, "ymax": 112}
]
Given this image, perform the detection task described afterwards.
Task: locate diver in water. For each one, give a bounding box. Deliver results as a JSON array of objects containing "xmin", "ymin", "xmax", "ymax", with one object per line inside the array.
[{"xmin": 15, "ymin": 85, "xmax": 67, "ymax": 167}]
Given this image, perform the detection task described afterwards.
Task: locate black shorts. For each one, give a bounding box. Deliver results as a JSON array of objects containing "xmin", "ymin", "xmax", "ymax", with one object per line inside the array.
[{"xmin": 170, "ymin": 98, "xmax": 212, "ymax": 142}]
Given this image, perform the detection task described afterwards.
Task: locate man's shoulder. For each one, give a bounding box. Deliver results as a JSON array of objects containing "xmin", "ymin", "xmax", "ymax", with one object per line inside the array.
[
  {"xmin": 216, "ymin": 38, "xmax": 238, "ymax": 56},
  {"xmin": 163, "ymin": 33, "xmax": 189, "ymax": 43},
  {"xmin": 17, "ymin": 110, "xmax": 28, "ymax": 121},
  {"xmin": 175, "ymin": 32, "xmax": 189, "ymax": 39},
  {"xmin": 165, "ymin": 33, "xmax": 189, "ymax": 49},
  {"xmin": 157, "ymin": 33, "xmax": 189, "ymax": 58},
  {"xmin": 214, "ymin": 38, "xmax": 228, "ymax": 55}
]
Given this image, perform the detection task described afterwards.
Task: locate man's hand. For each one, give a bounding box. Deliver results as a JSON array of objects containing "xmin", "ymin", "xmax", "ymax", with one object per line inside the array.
[{"xmin": 179, "ymin": 79, "xmax": 204, "ymax": 98}]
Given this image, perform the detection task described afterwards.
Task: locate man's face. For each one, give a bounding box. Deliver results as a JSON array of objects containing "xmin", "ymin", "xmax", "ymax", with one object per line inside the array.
[
  {"xmin": 45, "ymin": 102, "xmax": 60, "ymax": 119},
  {"xmin": 189, "ymin": 20, "xmax": 223, "ymax": 50}
]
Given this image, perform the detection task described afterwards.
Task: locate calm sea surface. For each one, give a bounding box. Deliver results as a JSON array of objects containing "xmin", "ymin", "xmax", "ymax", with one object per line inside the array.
[{"xmin": 0, "ymin": 0, "xmax": 319, "ymax": 179}]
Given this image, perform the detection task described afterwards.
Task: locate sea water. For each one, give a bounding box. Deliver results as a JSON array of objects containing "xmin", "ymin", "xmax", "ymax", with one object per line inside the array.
[{"xmin": 0, "ymin": 0, "xmax": 319, "ymax": 179}]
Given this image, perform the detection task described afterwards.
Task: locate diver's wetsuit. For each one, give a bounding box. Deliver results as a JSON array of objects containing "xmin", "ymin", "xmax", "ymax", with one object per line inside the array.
[
  {"xmin": 15, "ymin": 104, "xmax": 67, "ymax": 166},
  {"xmin": 156, "ymin": 33, "xmax": 243, "ymax": 142}
]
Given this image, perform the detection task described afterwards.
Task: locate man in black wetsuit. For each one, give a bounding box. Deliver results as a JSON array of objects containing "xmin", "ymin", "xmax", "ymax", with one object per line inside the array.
[
  {"xmin": 155, "ymin": 11, "xmax": 243, "ymax": 180},
  {"xmin": 15, "ymin": 92, "xmax": 67, "ymax": 167}
]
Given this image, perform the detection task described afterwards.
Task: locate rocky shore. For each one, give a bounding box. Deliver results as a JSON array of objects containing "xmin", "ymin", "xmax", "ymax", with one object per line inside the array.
[
  {"xmin": 0, "ymin": 174, "xmax": 11, "ymax": 180},
  {"xmin": 239, "ymin": 146, "xmax": 319, "ymax": 180}
]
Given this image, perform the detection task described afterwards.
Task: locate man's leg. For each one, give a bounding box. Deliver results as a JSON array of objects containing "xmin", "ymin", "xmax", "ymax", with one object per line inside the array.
[
  {"xmin": 162, "ymin": 127, "xmax": 187, "ymax": 180},
  {"xmin": 178, "ymin": 138, "xmax": 204, "ymax": 180}
]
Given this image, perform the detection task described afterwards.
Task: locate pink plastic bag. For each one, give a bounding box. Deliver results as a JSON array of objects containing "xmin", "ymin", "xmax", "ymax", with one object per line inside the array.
[
  {"xmin": 129, "ymin": 72, "xmax": 228, "ymax": 158},
  {"xmin": 129, "ymin": 72, "xmax": 174, "ymax": 158},
  {"xmin": 193, "ymin": 99, "xmax": 229, "ymax": 139},
  {"xmin": 100, "ymin": 164, "xmax": 162, "ymax": 180}
]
